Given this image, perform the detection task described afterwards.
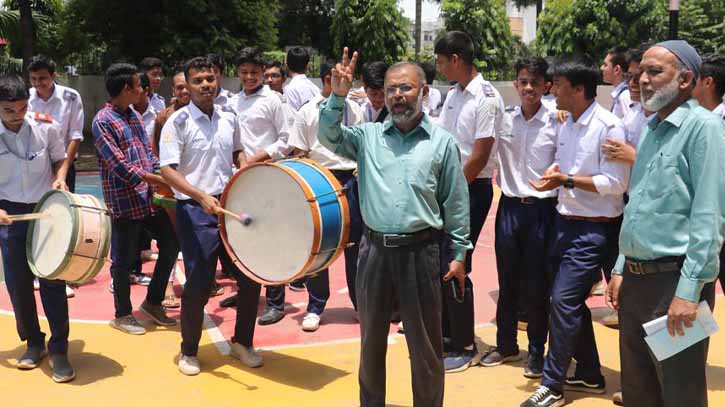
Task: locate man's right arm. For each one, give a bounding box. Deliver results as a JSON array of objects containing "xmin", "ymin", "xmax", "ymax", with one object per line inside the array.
[{"xmin": 318, "ymin": 94, "xmax": 364, "ymax": 161}]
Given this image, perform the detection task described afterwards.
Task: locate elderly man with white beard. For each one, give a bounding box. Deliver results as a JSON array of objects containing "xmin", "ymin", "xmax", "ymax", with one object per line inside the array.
[{"xmin": 606, "ymin": 40, "xmax": 725, "ymax": 407}]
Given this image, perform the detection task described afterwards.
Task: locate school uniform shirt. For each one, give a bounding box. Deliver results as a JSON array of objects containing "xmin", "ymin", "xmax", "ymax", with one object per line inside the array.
[
  {"xmin": 159, "ymin": 102, "xmax": 242, "ymax": 201},
  {"xmin": 284, "ymin": 74, "xmax": 321, "ymax": 111},
  {"xmin": 622, "ymin": 102, "xmax": 655, "ymax": 148},
  {"xmin": 361, "ymin": 100, "xmax": 386, "ymax": 123},
  {"xmin": 215, "ymin": 88, "xmax": 236, "ymax": 108},
  {"xmin": 610, "ymin": 81, "xmax": 632, "ymax": 120},
  {"xmin": 233, "ymin": 85, "xmax": 294, "ymax": 159},
  {"xmin": 438, "ymin": 74, "xmax": 505, "ymax": 179},
  {"xmin": 423, "ymin": 87, "xmax": 442, "ymax": 117},
  {"xmin": 133, "ymin": 103, "xmax": 158, "ymax": 141},
  {"xmin": 713, "ymin": 101, "xmax": 725, "ymax": 119},
  {"xmin": 287, "ymin": 93, "xmax": 363, "ymax": 171},
  {"xmin": 0, "ymin": 112, "xmax": 65, "ymax": 203},
  {"xmin": 553, "ymin": 102, "xmax": 629, "ymax": 218},
  {"xmin": 496, "ymin": 103, "xmax": 558, "ymax": 199},
  {"xmin": 150, "ymin": 93, "xmax": 166, "ymax": 113},
  {"xmin": 29, "ymin": 84, "xmax": 84, "ymax": 153}
]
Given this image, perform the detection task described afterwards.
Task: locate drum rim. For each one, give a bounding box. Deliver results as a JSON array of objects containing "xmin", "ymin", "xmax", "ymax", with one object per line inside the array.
[
  {"xmin": 74, "ymin": 194, "xmax": 112, "ymax": 284},
  {"xmin": 25, "ymin": 190, "xmax": 79, "ymax": 279}
]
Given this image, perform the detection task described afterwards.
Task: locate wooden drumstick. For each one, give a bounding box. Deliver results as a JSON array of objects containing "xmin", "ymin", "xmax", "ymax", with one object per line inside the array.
[
  {"xmin": 217, "ymin": 208, "xmax": 253, "ymax": 225},
  {"xmin": 8, "ymin": 212, "xmax": 50, "ymax": 222}
]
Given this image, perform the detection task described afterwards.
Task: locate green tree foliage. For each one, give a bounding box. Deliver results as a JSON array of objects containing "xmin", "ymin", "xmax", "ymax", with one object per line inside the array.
[
  {"xmin": 278, "ymin": 0, "xmax": 335, "ymax": 54},
  {"xmin": 331, "ymin": 0, "xmax": 409, "ymax": 68},
  {"xmin": 440, "ymin": 0, "xmax": 515, "ymax": 80},
  {"xmin": 678, "ymin": 0, "xmax": 725, "ymax": 55}
]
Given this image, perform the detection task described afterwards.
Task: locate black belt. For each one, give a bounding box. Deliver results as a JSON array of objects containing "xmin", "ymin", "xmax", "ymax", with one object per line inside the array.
[
  {"xmin": 331, "ymin": 169, "xmax": 355, "ymax": 177},
  {"xmin": 625, "ymin": 256, "xmax": 684, "ymax": 275},
  {"xmin": 502, "ymin": 194, "xmax": 554, "ymax": 205},
  {"xmin": 365, "ymin": 227, "xmax": 439, "ymax": 248}
]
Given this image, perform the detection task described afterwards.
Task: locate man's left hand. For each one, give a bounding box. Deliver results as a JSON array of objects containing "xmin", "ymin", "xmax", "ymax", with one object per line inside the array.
[
  {"xmin": 443, "ymin": 260, "xmax": 466, "ymax": 298},
  {"xmin": 667, "ymin": 296, "xmax": 698, "ymax": 337},
  {"xmin": 601, "ymin": 138, "xmax": 636, "ymax": 164},
  {"xmin": 530, "ymin": 166, "xmax": 566, "ymax": 192},
  {"xmin": 52, "ymin": 179, "xmax": 69, "ymax": 192}
]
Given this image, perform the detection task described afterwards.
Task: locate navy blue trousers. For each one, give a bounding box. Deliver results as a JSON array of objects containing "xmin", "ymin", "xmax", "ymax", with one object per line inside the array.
[
  {"xmin": 542, "ymin": 214, "xmax": 619, "ymax": 392},
  {"xmin": 0, "ymin": 200, "xmax": 69, "ymax": 354},
  {"xmin": 265, "ymin": 270, "xmax": 330, "ymax": 315},
  {"xmin": 494, "ymin": 195, "xmax": 556, "ymax": 357},
  {"xmin": 176, "ymin": 200, "xmax": 260, "ymax": 356},
  {"xmin": 65, "ymin": 162, "xmax": 76, "ymax": 193}
]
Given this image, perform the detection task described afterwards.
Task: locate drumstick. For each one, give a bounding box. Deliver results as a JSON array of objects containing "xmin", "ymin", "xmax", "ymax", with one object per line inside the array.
[
  {"xmin": 8, "ymin": 212, "xmax": 50, "ymax": 222},
  {"xmin": 217, "ymin": 208, "xmax": 253, "ymax": 225}
]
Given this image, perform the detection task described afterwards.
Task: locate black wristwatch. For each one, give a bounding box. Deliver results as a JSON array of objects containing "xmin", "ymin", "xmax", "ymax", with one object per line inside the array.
[{"xmin": 564, "ymin": 174, "xmax": 575, "ymax": 189}]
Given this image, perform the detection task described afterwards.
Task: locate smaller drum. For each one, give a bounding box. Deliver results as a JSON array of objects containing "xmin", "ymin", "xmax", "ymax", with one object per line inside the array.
[
  {"xmin": 27, "ymin": 190, "xmax": 111, "ymax": 284},
  {"xmin": 220, "ymin": 158, "xmax": 350, "ymax": 285}
]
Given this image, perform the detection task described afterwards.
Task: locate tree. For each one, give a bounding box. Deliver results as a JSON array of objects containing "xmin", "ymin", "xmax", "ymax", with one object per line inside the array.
[
  {"xmin": 440, "ymin": 0, "xmax": 515, "ymax": 79},
  {"xmin": 17, "ymin": 0, "xmax": 36, "ymax": 76},
  {"xmin": 331, "ymin": 0, "xmax": 409, "ymax": 68},
  {"xmin": 678, "ymin": 0, "xmax": 724, "ymax": 55},
  {"xmin": 277, "ymin": 0, "xmax": 335, "ymax": 53}
]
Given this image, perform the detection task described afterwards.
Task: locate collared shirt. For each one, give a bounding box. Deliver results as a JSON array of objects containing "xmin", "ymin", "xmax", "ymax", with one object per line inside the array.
[
  {"xmin": 622, "ymin": 102, "xmax": 655, "ymax": 148},
  {"xmin": 361, "ymin": 100, "xmax": 386, "ymax": 123},
  {"xmin": 610, "ymin": 81, "xmax": 632, "ymax": 119},
  {"xmin": 554, "ymin": 102, "xmax": 629, "ymax": 218},
  {"xmin": 496, "ymin": 103, "xmax": 558, "ymax": 199},
  {"xmin": 713, "ymin": 101, "xmax": 725, "ymax": 119},
  {"xmin": 0, "ymin": 113, "xmax": 65, "ymax": 203},
  {"xmin": 438, "ymin": 74, "xmax": 505, "ymax": 179},
  {"xmin": 288, "ymin": 94, "xmax": 363, "ymax": 171},
  {"xmin": 234, "ymin": 85, "xmax": 294, "ymax": 159},
  {"xmin": 91, "ymin": 103, "xmax": 159, "ymax": 220},
  {"xmin": 318, "ymin": 94, "xmax": 472, "ymax": 262},
  {"xmin": 159, "ymin": 102, "xmax": 242, "ymax": 200},
  {"xmin": 29, "ymin": 84, "xmax": 84, "ymax": 151},
  {"xmin": 215, "ymin": 88, "xmax": 236, "ymax": 108},
  {"xmin": 150, "ymin": 93, "xmax": 166, "ymax": 113},
  {"xmin": 284, "ymin": 74, "xmax": 321, "ymax": 111},
  {"xmin": 133, "ymin": 103, "xmax": 158, "ymax": 141},
  {"xmin": 423, "ymin": 87, "xmax": 442, "ymax": 117},
  {"xmin": 613, "ymin": 99, "xmax": 725, "ymax": 302}
]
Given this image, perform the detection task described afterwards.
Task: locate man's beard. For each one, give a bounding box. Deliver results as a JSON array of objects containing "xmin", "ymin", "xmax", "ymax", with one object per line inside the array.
[
  {"xmin": 641, "ymin": 72, "xmax": 681, "ymax": 112},
  {"xmin": 388, "ymin": 91, "xmax": 424, "ymax": 125}
]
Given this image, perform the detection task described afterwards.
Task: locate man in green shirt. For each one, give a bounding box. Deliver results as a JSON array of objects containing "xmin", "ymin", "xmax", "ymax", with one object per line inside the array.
[
  {"xmin": 318, "ymin": 48, "xmax": 471, "ymax": 407},
  {"xmin": 606, "ymin": 40, "xmax": 725, "ymax": 407}
]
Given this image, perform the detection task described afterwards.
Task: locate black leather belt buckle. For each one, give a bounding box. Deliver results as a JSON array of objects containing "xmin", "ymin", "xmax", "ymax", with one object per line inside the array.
[
  {"xmin": 383, "ymin": 233, "xmax": 404, "ymax": 248},
  {"xmin": 626, "ymin": 261, "xmax": 647, "ymax": 275},
  {"xmin": 520, "ymin": 197, "xmax": 535, "ymax": 205}
]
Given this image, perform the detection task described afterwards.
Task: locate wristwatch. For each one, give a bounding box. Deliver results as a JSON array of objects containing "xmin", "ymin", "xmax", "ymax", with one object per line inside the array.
[{"xmin": 564, "ymin": 174, "xmax": 575, "ymax": 189}]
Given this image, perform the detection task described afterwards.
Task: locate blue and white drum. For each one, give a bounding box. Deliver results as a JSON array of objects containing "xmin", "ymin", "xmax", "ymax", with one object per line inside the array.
[{"xmin": 220, "ymin": 158, "xmax": 350, "ymax": 285}]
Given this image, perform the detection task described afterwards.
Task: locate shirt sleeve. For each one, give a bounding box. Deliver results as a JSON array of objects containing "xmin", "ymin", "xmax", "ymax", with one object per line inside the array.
[
  {"xmin": 474, "ymin": 98, "xmax": 499, "ymax": 140},
  {"xmin": 437, "ymin": 138, "xmax": 473, "ymax": 262},
  {"xmin": 612, "ymin": 254, "xmax": 625, "ymax": 275},
  {"xmin": 675, "ymin": 118, "xmax": 725, "ymax": 302},
  {"xmin": 285, "ymin": 87, "xmax": 302, "ymax": 111},
  {"xmin": 158, "ymin": 117, "xmax": 182, "ymax": 167},
  {"xmin": 91, "ymin": 118, "xmax": 147, "ymax": 186},
  {"xmin": 318, "ymin": 94, "xmax": 365, "ymax": 161},
  {"xmin": 592, "ymin": 122, "xmax": 630, "ymax": 195},
  {"xmin": 68, "ymin": 94, "xmax": 85, "ymax": 142},
  {"xmin": 232, "ymin": 117, "xmax": 244, "ymax": 153},
  {"xmin": 264, "ymin": 101, "xmax": 294, "ymax": 159},
  {"xmin": 287, "ymin": 108, "xmax": 311, "ymax": 151},
  {"xmin": 46, "ymin": 122, "xmax": 67, "ymax": 163}
]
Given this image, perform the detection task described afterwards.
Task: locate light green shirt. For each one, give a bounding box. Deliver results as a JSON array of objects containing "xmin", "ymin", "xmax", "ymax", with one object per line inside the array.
[
  {"xmin": 318, "ymin": 94, "xmax": 472, "ymax": 261},
  {"xmin": 613, "ymin": 99, "xmax": 725, "ymax": 302}
]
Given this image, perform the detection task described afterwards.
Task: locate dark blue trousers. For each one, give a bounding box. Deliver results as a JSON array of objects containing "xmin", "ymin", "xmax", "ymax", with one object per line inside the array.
[
  {"xmin": 338, "ymin": 171, "xmax": 362, "ymax": 310},
  {"xmin": 542, "ymin": 214, "xmax": 619, "ymax": 392},
  {"xmin": 176, "ymin": 200, "xmax": 260, "ymax": 356},
  {"xmin": 0, "ymin": 200, "xmax": 69, "ymax": 354},
  {"xmin": 265, "ymin": 270, "xmax": 330, "ymax": 315},
  {"xmin": 65, "ymin": 162, "xmax": 76, "ymax": 193},
  {"xmin": 718, "ymin": 247, "xmax": 725, "ymax": 294},
  {"xmin": 494, "ymin": 195, "xmax": 556, "ymax": 357}
]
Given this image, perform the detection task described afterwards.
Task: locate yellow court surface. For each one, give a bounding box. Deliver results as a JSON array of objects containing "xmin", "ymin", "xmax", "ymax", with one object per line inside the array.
[{"xmin": 1, "ymin": 299, "xmax": 724, "ymax": 407}]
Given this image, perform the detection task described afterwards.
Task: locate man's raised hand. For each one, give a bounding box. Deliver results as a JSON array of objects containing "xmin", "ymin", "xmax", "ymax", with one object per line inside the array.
[{"xmin": 331, "ymin": 47, "xmax": 359, "ymax": 97}]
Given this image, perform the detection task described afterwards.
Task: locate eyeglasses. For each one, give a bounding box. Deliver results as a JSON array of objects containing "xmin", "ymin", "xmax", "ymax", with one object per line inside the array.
[
  {"xmin": 385, "ymin": 84, "xmax": 416, "ymax": 96},
  {"xmin": 264, "ymin": 73, "xmax": 282, "ymax": 79},
  {"xmin": 623, "ymin": 72, "xmax": 642, "ymax": 82}
]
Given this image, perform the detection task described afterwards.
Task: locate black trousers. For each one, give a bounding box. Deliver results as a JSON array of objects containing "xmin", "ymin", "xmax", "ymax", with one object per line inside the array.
[
  {"xmin": 338, "ymin": 171, "xmax": 363, "ymax": 310},
  {"xmin": 619, "ymin": 269, "xmax": 715, "ymax": 407},
  {"xmin": 66, "ymin": 162, "xmax": 76, "ymax": 193},
  {"xmin": 357, "ymin": 229, "xmax": 444, "ymax": 407}
]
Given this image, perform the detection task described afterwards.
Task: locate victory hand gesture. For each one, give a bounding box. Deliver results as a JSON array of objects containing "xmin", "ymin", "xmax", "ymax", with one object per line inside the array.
[{"xmin": 331, "ymin": 47, "xmax": 359, "ymax": 97}]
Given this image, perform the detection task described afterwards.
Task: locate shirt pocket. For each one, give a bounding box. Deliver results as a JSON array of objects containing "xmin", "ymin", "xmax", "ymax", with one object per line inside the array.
[
  {"xmin": 646, "ymin": 153, "xmax": 682, "ymax": 201},
  {"xmin": 0, "ymin": 149, "xmax": 15, "ymax": 184},
  {"xmin": 26, "ymin": 147, "xmax": 51, "ymax": 178},
  {"xmin": 529, "ymin": 130, "xmax": 557, "ymax": 172}
]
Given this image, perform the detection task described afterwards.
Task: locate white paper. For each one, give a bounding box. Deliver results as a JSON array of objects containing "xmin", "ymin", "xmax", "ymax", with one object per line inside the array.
[{"xmin": 643, "ymin": 301, "xmax": 719, "ymax": 361}]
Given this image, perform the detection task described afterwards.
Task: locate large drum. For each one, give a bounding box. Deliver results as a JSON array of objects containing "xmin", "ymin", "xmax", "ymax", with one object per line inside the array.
[
  {"xmin": 27, "ymin": 190, "xmax": 111, "ymax": 284},
  {"xmin": 220, "ymin": 158, "xmax": 350, "ymax": 285}
]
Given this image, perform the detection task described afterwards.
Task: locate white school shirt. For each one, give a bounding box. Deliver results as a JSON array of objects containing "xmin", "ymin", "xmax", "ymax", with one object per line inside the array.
[
  {"xmin": 283, "ymin": 74, "xmax": 321, "ymax": 111},
  {"xmin": 158, "ymin": 102, "xmax": 242, "ymax": 200},
  {"xmin": 438, "ymin": 74, "xmax": 504, "ymax": 179},
  {"xmin": 29, "ymin": 84, "xmax": 84, "ymax": 152},
  {"xmin": 496, "ymin": 103, "xmax": 558, "ymax": 199},
  {"xmin": 0, "ymin": 112, "xmax": 66, "ymax": 203},
  {"xmin": 713, "ymin": 101, "xmax": 725, "ymax": 119},
  {"xmin": 133, "ymin": 103, "xmax": 158, "ymax": 141},
  {"xmin": 215, "ymin": 88, "xmax": 236, "ymax": 108},
  {"xmin": 622, "ymin": 102, "xmax": 655, "ymax": 148},
  {"xmin": 610, "ymin": 81, "xmax": 632, "ymax": 120},
  {"xmin": 423, "ymin": 87, "xmax": 442, "ymax": 117},
  {"xmin": 554, "ymin": 102, "xmax": 630, "ymax": 218},
  {"xmin": 233, "ymin": 85, "xmax": 294, "ymax": 159},
  {"xmin": 150, "ymin": 93, "xmax": 166, "ymax": 113}
]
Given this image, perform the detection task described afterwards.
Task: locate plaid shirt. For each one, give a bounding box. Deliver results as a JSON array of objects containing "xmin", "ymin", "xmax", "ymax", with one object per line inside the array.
[{"xmin": 92, "ymin": 103, "xmax": 159, "ymax": 220}]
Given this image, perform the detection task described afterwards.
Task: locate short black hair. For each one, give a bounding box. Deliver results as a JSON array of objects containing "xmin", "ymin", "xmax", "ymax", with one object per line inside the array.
[
  {"xmin": 235, "ymin": 47, "xmax": 265, "ymax": 68},
  {"xmin": 286, "ymin": 47, "xmax": 310, "ymax": 74},
  {"xmin": 514, "ymin": 57, "xmax": 549, "ymax": 80},
  {"xmin": 626, "ymin": 43, "xmax": 651, "ymax": 66},
  {"xmin": 0, "ymin": 75, "xmax": 29, "ymax": 102},
  {"xmin": 139, "ymin": 57, "xmax": 163, "ymax": 72},
  {"xmin": 434, "ymin": 31, "xmax": 475, "ymax": 66},
  {"xmin": 553, "ymin": 59, "xmax": 600, "ymax": 100},
  {"xmin": 184, "ymin": 57, "xmax": 214, "ymax": 81},
  {"xmin": 265, "ymin": 60, "xmax": 288, "ymax": 78},
  {"xmin": 361, "ymin": 61, "xmax": 389, "ymax": 90},
  {"xmin": 207, "ymin": 53, "xmax": 225, "ymax": 73},
  {"xmin": 418, "ymin": 62, "xmax": 436, "ymax": 85},
  {"xmin": 139, "ymin": 73, "xmax": 151, "ymax": 90},
  {"xmin": 27, "ymin": 55, "xmax": 56, "ymax": 75},
  {"xmin": 701, "ymin": 54, "xmax": 725, "ymax": 99},
  {"xmin": 319, "ymin": 60, "xmax": 335, "ymax": 80},
  {"xmin": 105, "ymin": 63, "xmax": 138, "ymax": 98},
  {"xmin": 607, "ymin": 46, "xmax": 629, "ymax": 72}
]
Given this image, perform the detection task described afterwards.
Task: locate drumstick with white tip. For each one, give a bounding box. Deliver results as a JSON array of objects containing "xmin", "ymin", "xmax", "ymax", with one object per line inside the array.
[
  {"xmin": 8, "ymin": 212, "xmax": 50, "ymax": 222},
  {"xmin": 216, "ymin": 207, "xmax": 253, "ymax": 225}
]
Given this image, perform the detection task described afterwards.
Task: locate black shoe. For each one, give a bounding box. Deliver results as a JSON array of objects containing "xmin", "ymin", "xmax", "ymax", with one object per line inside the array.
[
  {"xmin": 257, "ymin": 307, "xmax": 285, "ymax": 325},
  {"xmin": 219, "ymin": 295, "xmax": 237, "ymax": 308},
  {"xmin": 49, "ymin": 354, "xmax": 75, "ymax": 383},
  {"xmin": 288, "ymin": 279, "xmax": 306, "ymax": 291},
  {"xmin": 564, "ymin": 375, "xmax": 606, "ymax": 394},
  {"xmin": 524, "ymin": 354, "xmax": 544, "ymax": 378},
  {"xmin": 521, "ymin": 386, "xmax": 565, "ymax": 407},
  {"xmin": 17, "ymin": 345, "xmax": 47, "ymax": 370}
]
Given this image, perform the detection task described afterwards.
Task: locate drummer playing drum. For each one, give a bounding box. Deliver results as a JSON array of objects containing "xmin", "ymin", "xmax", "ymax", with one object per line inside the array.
[{"xmin": 0, "ymin": 74, "xmax": 75, "ymax": 383}]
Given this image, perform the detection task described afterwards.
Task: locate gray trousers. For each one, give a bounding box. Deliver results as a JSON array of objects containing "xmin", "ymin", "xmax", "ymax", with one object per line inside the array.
[
  {"xmin": 357, "ymin": 231, "xmax": 444, "ymax": 407},
  {"xmin": 619, "ymin": 269, "xmax": 715, "ymax": 407}
]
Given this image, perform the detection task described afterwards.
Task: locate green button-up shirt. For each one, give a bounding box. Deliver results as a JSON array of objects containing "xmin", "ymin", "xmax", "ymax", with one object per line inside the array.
[
  {"xmin": 318, "ymin": 94, "xmax": 472, "ymax": 261},
  {"xmin": 613, "ymin": 99, "xmax": 725, "ymax": 302}
]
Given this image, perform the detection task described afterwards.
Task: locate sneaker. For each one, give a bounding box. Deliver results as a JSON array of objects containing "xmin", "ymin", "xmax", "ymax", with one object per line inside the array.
[
  {"xmin": 257, "ymin": 307, "xmax": 285, "ymax": 325},
  {"xmin": 108, "ymin": 281, "xmax": 114, "ymax": 294},
  {"xmin": 141, "ymin": 249, "xmax": 158, "ymax": 262},
  {"xmin": 130, "ymin": 273, "xmax": 152, "ymax": 286},
  {"xmin": 301, "ymin": 313, "xmax": 321, "ymax": 332},
  {"xmin": 521, "ymin": 386, "xmax": 565, "ymax": 407},
  {"xmin": 397, "ymin": 321, "xmax": 404, "ymax": 333},
  {"xmin": 110, "ymin": 315, "xmax": 146, "ymax": 335},
  {"xmin": 210, "ymin": 282, "xmax": 224, "ymax": 297},
  {"xmin": 178, "ymin": 353, "xmax": 200, "ymax": 376},
  {"xmin": 599, "ymin": 309, "xmax": 619, "ymax": 327},
  {"xmin": 612, "ymin": 391, "xmax": 623, "ymax": 406},
  {"xmin": 524, "ymin": 354, "xmax": 544, "ymax": 378},
  {"xmin": 480, "ymin": 347, "xmax": 522, "ymax": 367},
  {"xmin": 230, "ymin": 343, "xmax": 263, "ymax": 368},
  {"xmin": 49, "ymin": 354, "xmax": 75, "ymax": 383},
  {"xmin": 162, "ymin": 293, "xmax": 180, "ymax": 309},
  {"xmin": 564, "ymin": 375, "xmax": 606, "ymax": 394},
  {"xmin": 33, "ymin": 278, "xmax": 40, "ymax": 290},
  {"xmin": 219, "ymin": 295, "xmax": 237, "ymax": 308},
  {"xmin": 590, "ymin": 279, "xmax": 606, "ymax": 296},
  {"xmin": 288, "ymin": 280, "xmax": 306, "ymax": 291},
  {"xmin": 140, "ymin": 300, "xmax": 177, "ymax": 326},
  {"xmin": 17, "ymin": 345, "xmax": 47, "ymax": 370},
  {"xmin": 65, "ymin": 284, "xmax": 75, "ymax": 298},
  {"xmin": 444, "ymin": 348, "xmax": 480, "ymax": 373}
]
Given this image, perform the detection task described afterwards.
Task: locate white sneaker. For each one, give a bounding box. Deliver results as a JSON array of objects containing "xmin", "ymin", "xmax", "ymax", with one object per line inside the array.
[
  {"xmin": 397, "ymin": 321, "xmax": 404, "ymax": 333},
  {"xmin": 590, "ymin": 280, "xmax": 606, "ymax": 296},
  {"xmin": 177, "ymin": 353, "xmax": 200, "ymax": 376},
  {"xmin": 301, "ymin": 313, "xmax": 321, "ymax": 332},
  {"xmin": 599, "ymin": 309, "xmax": 619, "ymax": 327},
  {"xmin": 141, "ymin": 249, "xmax": 158, "ymax": 262},
  {"xmin": 131, "ymin": 273, "xmax": 152, "ymax": 286},
  {"xmin": 230, "ymin": 343, "xmax": 263, "ymax": 368},
  {"xmin": 33, "ymin": 278, "xmax": 40, "ymax": 290},
  {"xmin": 65, "ymin": 284, "xmax": 75, "ymax": 298}
]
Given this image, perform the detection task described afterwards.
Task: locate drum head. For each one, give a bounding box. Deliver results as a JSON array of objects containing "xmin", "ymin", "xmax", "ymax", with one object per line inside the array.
[
  {"xmin": 28, "ymin": 191, "xmax": 75, "ymax": 278},
  {"xmin": 223, "ymin": 165, "xmax": 315, "ymax": 282}
]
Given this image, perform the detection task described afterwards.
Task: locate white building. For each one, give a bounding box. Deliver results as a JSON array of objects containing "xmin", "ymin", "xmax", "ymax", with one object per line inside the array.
[{"xmin": 505, "ymin": 0, "xmax": 539, "ymax": 44}]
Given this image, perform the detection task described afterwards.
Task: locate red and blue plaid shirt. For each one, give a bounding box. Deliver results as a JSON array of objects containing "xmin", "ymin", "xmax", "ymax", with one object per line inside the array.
[{"xmin": 92, "ymin": 103, "xmax": 159, "ymax": 220}]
